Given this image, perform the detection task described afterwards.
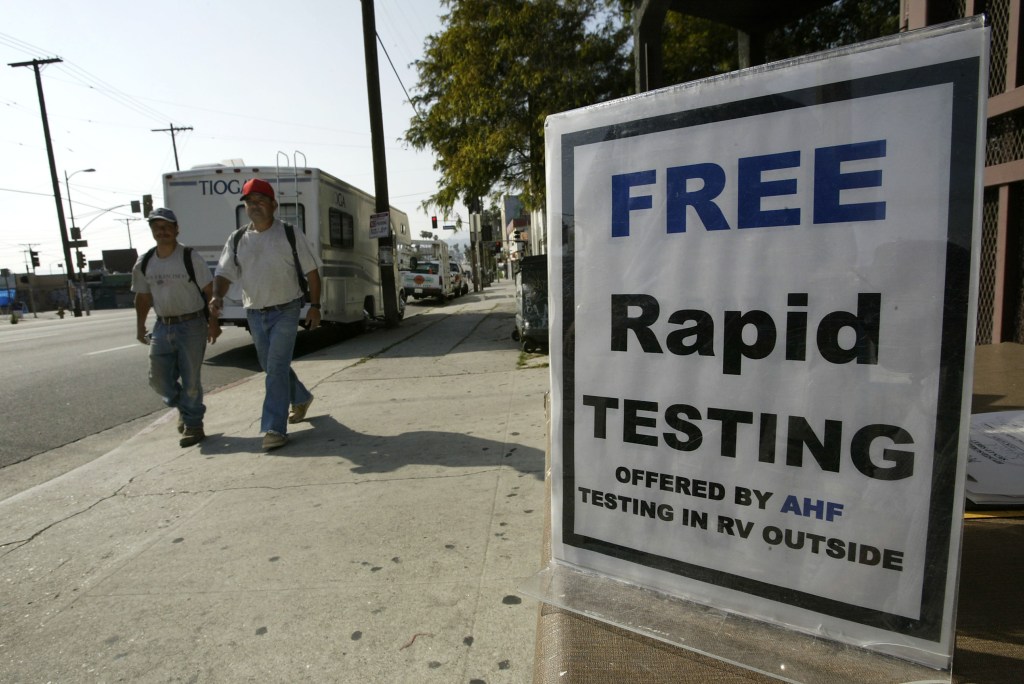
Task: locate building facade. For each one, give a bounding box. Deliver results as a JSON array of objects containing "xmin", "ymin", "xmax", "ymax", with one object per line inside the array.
[{"xmin": 904, "ymin": 0, "xmax": 1024, "ymax": 343}]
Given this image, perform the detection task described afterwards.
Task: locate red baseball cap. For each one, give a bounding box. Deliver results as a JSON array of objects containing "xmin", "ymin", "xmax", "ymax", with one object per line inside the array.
[{"xmin": 241, "ymin": 178, "xmax": 275, "ymax": 201}]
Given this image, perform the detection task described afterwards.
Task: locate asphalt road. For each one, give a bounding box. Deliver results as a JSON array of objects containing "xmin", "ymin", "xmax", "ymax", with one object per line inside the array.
[{"xmin": 0, "ymin": 308, "xmax": 379, "ymax": 469}]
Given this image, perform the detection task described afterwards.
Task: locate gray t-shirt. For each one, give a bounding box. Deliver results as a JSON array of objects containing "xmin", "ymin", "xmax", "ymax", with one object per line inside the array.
[
  {"xmin": 131, "ymin": 244, "xmax": 212, "ymax": 317},
  {"xmin": 214, "ymin": 219, "xmax": 322, "ymax": 309}
]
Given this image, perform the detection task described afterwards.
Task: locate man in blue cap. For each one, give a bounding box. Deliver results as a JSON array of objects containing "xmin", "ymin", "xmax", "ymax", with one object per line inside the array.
[
  {"xmin": 210, "ymin": 178, "xmax": 322, "ymax": 450},
  {"xmin": 132, "ymin": 207, "xmax": 219, "ymax": 448}
]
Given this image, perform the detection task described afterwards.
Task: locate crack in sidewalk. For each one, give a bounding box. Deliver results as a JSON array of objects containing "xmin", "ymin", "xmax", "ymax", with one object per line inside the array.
[{"xmin": 0, "ymin": 466, "xmax": 518, "ymax": 556}]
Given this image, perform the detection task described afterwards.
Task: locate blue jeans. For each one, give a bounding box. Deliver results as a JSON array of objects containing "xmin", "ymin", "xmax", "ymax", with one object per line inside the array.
[
  {"xmin": 149, "ymin": 316, "xmax": 207, "ymax": 428},
  {"xmin": 247, "ymin": 299, "xmax": 312, "ymax": 435}
]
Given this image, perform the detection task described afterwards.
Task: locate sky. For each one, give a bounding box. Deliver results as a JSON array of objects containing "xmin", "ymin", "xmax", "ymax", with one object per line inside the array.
[{"xmin": 0, "ymin": 0, "xmax": 465, "ymax": 275}]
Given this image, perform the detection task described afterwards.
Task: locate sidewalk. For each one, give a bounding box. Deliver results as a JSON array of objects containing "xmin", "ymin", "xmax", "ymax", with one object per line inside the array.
[{"xmin": 0, "ymin": 279, "xmax": 549, "ymax": 683}]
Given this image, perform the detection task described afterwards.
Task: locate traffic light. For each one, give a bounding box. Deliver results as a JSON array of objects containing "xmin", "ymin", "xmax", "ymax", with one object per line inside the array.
[
  {"xmin": 494, "ymin": 241, "xmax": 502, "ymax": 254},
  {"xmin": 76, "ymin": 251, "xmax": 86, "ymax": 270},
  {"xmin": 131, "ymin": 200, "xmax": 141, "ymax": 213},
  {"xmin": 29, "ymin": 249, "xmax": 40, "ymax": 268},
  {"xmin": 431, "ymin": 216, "xmax": 438, "ymax": 229},
  {"xmin": 142, "ymin": 194, "xmax": 153, "ymax": 217},
  {"xmin": 513, "ymin": 229, "xmax": 521, "ymax": 241}
]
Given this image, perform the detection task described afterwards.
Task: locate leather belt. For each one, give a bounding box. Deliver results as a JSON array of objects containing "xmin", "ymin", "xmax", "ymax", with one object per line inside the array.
[
  {"xmin": 253, "ymin": 299, "xmax": 298, "ymax": 313},
  {"xmin": 157, "ymin": 310, "xmax": 204, "ymax": 324}
]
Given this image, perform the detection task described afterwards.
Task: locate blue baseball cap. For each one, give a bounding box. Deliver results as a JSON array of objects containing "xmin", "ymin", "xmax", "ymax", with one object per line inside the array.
[{"xmin": 147, "ymin": 207, "xmax": 178, "ymax": 223}]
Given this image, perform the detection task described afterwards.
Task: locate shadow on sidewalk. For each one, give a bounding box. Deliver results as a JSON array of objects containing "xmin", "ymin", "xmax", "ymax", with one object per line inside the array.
[{"xmin": 196, "ymin": 413, "xmax": 544, "ymax": 480}]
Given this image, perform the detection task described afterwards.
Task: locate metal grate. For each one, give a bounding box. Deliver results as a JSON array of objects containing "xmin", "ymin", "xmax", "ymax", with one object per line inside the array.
[
  {"xmin": 1012, "ymin": 185, "xmax": 1024, "ymax": 342},
  {"xmin": 978, "ymin": 188, "xmax": 999, "ymax": 344},
  {"xmin": 989, "ymin": 0, "xmax": 1010, "ymax": 95},
  {"xmin": 986, "ymin": 109, "xmax": 1024, "ymax": 165}
]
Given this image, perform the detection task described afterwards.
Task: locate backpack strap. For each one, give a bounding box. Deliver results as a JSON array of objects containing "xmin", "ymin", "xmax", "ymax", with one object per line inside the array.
[
  {"xmin": 231, "ymin": 226, "xmax": 247, "ymax": 269},
  {"xmin": 140, "ymin": 247, "xmax": 157, "ymax": 275},
  {"xmin": 283, "ymin": 222, "xmax": 310, "ymax": 301},
  {"xmin": 183, "ymin": 246, "xmax": 210, "ymax": 321}
]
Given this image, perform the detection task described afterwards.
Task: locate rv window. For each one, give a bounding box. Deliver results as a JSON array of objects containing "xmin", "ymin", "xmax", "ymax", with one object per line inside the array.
[
  {"xmin": 234, "ymin": 203, "xmax": 306, "ymax": 232},
  {"xmin": 329, "ymin": 209, "xmax": 355, "ymax": 249}
]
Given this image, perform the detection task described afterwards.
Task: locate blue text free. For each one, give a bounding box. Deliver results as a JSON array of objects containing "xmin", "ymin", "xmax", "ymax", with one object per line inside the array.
[{"xmin": 610, "ymin": 140, "xmax": 887, "ymax": 236}]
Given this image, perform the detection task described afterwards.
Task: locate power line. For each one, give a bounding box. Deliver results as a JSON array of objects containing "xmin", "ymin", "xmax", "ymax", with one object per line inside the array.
[
  {"xmin": 376, "ymin": 31, "xmax": 423, "ymax": 122},
  {"xmin": 0, "ymin": 30, "xmax": 175, "ymax": 125}
]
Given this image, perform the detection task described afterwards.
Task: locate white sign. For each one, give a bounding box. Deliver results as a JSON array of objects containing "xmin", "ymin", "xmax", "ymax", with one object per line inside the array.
[
  {"xmin": 369, "ymin": 211, "xmax": 390, "ymax": 239},
  {"xmin": 546, "ymin": 20, "xmax": 987, "ymax": 669}
]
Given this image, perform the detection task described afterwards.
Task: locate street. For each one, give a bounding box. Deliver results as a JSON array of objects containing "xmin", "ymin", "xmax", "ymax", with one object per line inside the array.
[
  {"xmin": 0, "ymin": 280, "xmax": 549, "ymax": 683},
  {"xmin": 0, "ymin": 304, "xmax": 439, "ymax": 471}
]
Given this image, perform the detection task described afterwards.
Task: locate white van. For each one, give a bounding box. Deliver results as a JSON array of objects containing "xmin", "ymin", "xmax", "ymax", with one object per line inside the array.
[{"xmin": 402, "ymin": 240, "xmax": 454, "ymax": 303}]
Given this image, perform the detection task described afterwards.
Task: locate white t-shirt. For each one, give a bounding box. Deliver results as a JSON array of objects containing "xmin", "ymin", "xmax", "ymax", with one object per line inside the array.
[
  {"xmin": 215, "ymin": 219, "xmax": 322, "ymax": 309},
  {"xmin": 131, "ymin": 244, "xmax": 212, "ymax": 317}
]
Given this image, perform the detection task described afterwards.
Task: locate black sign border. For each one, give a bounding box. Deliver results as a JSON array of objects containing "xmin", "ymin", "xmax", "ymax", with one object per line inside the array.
[{"xmin": 558, "ymin": 56, "xmax": 980, "ymax": 642}]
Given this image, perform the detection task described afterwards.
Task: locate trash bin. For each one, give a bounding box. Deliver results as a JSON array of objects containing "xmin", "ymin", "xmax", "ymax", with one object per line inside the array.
[{"xmin": 512, "ymin": 255, "xmax": 548, "ymax": 353}]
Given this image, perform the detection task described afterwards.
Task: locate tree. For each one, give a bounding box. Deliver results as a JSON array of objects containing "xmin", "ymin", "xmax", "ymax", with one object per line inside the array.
[
  {"xmin": 408, "ymin": 0, "xmax": 899, "ymax": 216},
  {"xmin": 650, "ymin": 0, "xmax": 899, "ymax": 86},
  {"xmin": 406, "ymin": 0, "xmax": 631, "ymax": 215},
  {"xmin": 763, "ymin": 0, "xmax": 900, "ymax": 61},
  {"xmin": 660, "ymin": 13, "xmax": 739, "ymax": 83}
]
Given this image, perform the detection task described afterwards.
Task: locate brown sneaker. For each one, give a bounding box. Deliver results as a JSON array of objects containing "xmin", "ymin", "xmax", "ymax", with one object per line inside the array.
[
  {"xmin": 288, "ymin": 397, "xmax": 314, "ymax": 424},
  {"xmin": 262, "ymin": 431, "xmax": 288, "ymax": 451},
  {"xmin": 179, "ymin": 425, "xmax": 205, "ymax": 448}
]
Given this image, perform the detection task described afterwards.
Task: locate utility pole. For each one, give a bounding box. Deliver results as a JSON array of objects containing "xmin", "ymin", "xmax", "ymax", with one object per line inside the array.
[
  {"xmin": 9, "ymin": 57, "xmax": 78, "ymax": 316},
  {"xmin": 361, "ymin": 0, "xmax": 400, "ymax": 326},
  {"xmin": 119, "ymin": 217, "xmax": 140, "ymax": 249},
  {"xmin": 151, "ymin": 123, "xmax": 193, "ymax": 171}
]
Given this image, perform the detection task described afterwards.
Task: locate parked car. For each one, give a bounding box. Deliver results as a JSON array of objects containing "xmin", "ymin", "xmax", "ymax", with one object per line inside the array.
[
  {"xmin": 450, "ymin": 260, "xmax": 470, "ymax": 296},
  {"xmin": 402, "ymin": 260, "xmax": 452, "ymax": 303}
]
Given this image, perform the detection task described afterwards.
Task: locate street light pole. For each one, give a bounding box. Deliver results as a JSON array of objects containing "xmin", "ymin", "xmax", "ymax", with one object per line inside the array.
[{"xmin": 64, "ymin": 167, "xmax": 95, "ymax": 317}]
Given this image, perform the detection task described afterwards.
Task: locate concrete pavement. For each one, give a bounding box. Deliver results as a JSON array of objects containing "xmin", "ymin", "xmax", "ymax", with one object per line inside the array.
[{"xmin": 0, "ymin": 279, "xmax": 549, "ymax": 683}]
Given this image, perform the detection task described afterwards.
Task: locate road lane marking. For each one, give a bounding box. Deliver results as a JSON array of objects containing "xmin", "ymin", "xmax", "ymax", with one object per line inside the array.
[
  {"xmin": 1, "ymin": 332, "xmax": 59, "ymax": 342},
  {"xmin": 85, "ymin": 344, "xmax": 139, "ymax": 356}
]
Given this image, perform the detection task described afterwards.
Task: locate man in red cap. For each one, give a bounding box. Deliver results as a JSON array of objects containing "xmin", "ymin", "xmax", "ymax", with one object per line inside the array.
[{"xmin": 210, "ymin": 178, "xmax": 323, "ymax": 450}]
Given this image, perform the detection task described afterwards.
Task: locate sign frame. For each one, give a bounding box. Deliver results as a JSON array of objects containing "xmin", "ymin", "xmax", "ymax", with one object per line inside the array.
[{"xmin": 540, "ymin": 18, "xmax": 987, "ymax": 673}]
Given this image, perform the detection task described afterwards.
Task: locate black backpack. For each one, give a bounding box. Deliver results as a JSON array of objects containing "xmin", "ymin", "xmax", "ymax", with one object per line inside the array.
[
  {"xmin": 141, "ymin": 246, "xmax": 209, "ymax": 320},
  {"xmin": 230, "ymin": 222, "xmax": 309, "ymax": 301}
]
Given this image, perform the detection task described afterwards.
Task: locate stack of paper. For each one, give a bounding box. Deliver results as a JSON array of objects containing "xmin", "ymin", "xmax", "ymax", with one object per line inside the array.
[{"xmin": 967, "ymin": 411, "xmax": 1024, "ymax": 506}]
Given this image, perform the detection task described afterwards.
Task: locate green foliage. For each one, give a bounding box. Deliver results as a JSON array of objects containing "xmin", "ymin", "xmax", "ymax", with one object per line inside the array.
[
  {"xmin": 661, "ymin": 14, "xmax": 738, "ymax": 83},
  {"xmin": 653, "ymin": 0, "xmax": 900, "ymax": 84},
  {"xmin": 406, "ymin": 0, "xmax": 631, "ymax": 215},
  {"xmin": 408, "ymin": 0, "xmax": 899, "ymax": 215},
  {"xmin": 763, "ymin": 0, "xmax": 900, "ymax": 60}
]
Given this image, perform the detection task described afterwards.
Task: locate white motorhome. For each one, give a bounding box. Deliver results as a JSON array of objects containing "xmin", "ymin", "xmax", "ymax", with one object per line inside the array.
[{"xmin": 162, "ymin": 163, "xmax": 411, "ymax": 329}]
